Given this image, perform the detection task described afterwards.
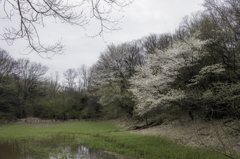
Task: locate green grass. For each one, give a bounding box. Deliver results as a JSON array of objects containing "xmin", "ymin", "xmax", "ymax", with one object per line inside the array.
[
  {"xmin": 80, "ymin": 132, "xmax": 232, "ymax": 159},
  {"xmin": 0, "ymin": 121, "xmax": 235, "ymax": 159},
  {"xmin": 0, "ymin": 121, "xmax": 120, "ymax": 140}
]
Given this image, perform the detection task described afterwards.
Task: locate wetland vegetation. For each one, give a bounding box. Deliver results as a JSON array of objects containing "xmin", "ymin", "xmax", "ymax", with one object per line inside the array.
[{"xmin": 0, "ymin": 121, "xmax": 236, "ymax": 159}]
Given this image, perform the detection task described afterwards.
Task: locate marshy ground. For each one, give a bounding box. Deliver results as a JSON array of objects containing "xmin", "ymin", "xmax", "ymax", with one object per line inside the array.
[{"xmin": 0, "ymin": 117, "xmax": 239, "ymax": 159}]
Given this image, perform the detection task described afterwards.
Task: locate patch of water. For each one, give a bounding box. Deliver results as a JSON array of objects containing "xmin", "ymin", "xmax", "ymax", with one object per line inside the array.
[
  {"xmin": 0, "ymin": 141, "xmax": 32, "ymax": 159},
  {"xmin": 0, "ymin": 142, "xmax": 119, "ymax": 159},
  {"xmin": 50, "ymin": 145, "xmax": 119, "ymax": 159}
]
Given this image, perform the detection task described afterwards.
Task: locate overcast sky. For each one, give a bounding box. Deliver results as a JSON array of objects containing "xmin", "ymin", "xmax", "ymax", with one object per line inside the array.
[{"xmin": 0, "ymin": 0, "xmax": 205, "ymax": 81}]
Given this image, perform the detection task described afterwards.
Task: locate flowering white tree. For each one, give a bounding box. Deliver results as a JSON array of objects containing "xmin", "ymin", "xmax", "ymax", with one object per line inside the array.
[
  {"xmin": 129, "ymin": 34, "xmax": 209, "ymax": 116},
  {"xmin": 187, "ymin": 63, "xmax": 226, "ymax": 87}
]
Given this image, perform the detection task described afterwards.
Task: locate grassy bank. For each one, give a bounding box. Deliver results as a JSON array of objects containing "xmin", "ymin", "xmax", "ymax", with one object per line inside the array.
[{"xmin": 0, "ymin": 121, "xmax": 233, "ymax": 159}]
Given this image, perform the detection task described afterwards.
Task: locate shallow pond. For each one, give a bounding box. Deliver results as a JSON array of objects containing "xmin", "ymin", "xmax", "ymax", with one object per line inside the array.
[
  {"xmin": 0, "ymin": 141, "xmax": 119, "ymax": 159},
  {"xmin": 0, "ymin": 141, "xmax": 32, "ymax": 159},
  {"xmin": 50, "ymin": 145, "xmax": 119, "ymax": 159}
]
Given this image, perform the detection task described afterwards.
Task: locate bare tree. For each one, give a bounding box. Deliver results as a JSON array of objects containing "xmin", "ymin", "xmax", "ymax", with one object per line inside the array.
[
  {"xmin": 0, "ymin": 49, "xmax": 16, "ymax": 82},
  {"xmin": 63, "ymin": 68, "xmax": 78, "ymax": 89},
  {"xmin": 15, "ymin": 59, "xmax": 49, "ymax": 100},
  {"xmin": 141, "ymin": 33, "xmax": 173, "ymax": 54},
  {"xmin": 0, "ymin": 0, "xmax": 133, "ymax": 57},
  {"xmin": 77, "ymin": 64, "xmax": 89, "ymax": 92},
  {"xmin": 13, "ymin": 59, "xmax": 48, "ymax": 116},
  {"xmin": 48, "ymin": 71, "xmax": 60, "ymax": 96},
  {"xmin": 0, "ymin": 49, "xmax": 18, "ymax": 118}
]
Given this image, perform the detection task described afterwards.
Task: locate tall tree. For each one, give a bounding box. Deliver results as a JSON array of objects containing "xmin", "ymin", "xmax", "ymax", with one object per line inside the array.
[
  {"xmin": 63, "ymin": 68, "xmax": 78, "ymax": 90},
  {"xmin": 141, "ymin": 33, "xmax": 173, "ymax": 54},
  {"xmin": 130, "ymin": 34, "xmax": 208, "ymax": 117},
  {"xmin": 0, "ymin": 49, "xmax": 18, "ymax": 119},
  {"xmin": 15, "ymin": 59, "xmax": 48, "ymax": 116},
  {"xmin": 77, "ymin": 64, "xmax": 89, "ymax": 92},
  {"xmin": 91, "ymin": 42, "xmax": 144, "ymax": 116}
]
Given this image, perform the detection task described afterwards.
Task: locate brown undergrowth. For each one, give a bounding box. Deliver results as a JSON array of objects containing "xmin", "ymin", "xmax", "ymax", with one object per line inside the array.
[{"xmin": 110, "ymin": 117, "xmax": 240, "ymax": 155}]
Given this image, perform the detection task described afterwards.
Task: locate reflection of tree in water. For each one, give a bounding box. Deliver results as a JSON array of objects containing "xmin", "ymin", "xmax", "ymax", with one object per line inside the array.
[
  {"xmin": 0, "ymin": 140, "xmax": 119, "ymax": 159},
  {"xmin": 50, "ymin": 145, "xmax": 119, "ymax": 159},
  {"xmin": 0, "ymin": 141, "xmax": 32, "ymax": 159}
]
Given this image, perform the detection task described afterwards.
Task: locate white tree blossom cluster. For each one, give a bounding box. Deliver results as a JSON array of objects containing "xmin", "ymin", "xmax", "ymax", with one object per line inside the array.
[
  {"xmin": 187, "ymin": 63, "xmax": 226, "ymax": 87},
  {"xmin": 129, "ymin": 34, "xmax": 209, "ymax": 116}
]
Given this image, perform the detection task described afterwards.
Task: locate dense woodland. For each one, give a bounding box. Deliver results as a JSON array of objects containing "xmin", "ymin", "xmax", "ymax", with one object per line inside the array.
[{"xmin": 1, "ymin": 0, "xmax": 240, "ymax": 122}]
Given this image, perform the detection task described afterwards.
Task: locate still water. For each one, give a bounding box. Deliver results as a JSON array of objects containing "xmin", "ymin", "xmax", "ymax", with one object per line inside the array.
[
  {"xmin": 0, "ymin": 141, "xmax": 119, "ymax": 159},
  {"xmin": 0, "ymin": 141, "xmax": 32, "ymax": 159},
  {"xmin": 49, "ymin": 145, "xmax": 119, "ymax": 159}
]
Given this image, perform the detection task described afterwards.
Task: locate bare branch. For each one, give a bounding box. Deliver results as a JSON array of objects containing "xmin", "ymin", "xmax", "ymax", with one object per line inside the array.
[{"xmin": 0, "ymin": 0, "xmax": 133, "ymax": 57}]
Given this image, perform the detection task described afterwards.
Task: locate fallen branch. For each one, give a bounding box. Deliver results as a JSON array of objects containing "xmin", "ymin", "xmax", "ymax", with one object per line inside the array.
[{"xmin": 127, "ymin": 122, "xmax": 160, "ymax": 131}]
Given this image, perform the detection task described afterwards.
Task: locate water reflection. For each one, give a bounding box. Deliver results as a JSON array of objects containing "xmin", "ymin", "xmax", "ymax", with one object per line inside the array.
[
  {"xmin": 50, "ymin": 145, "xmax": 119, "ymax": 159},
  {"xmin": 0, "ymin": 141, "xmax": 32, "ymax": 159},
  {"xmin": 0, "ymin": 142, "xmax": 119, "ymax": 159}
]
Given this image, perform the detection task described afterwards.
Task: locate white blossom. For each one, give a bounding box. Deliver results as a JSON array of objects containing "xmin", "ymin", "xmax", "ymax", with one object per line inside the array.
[
  {"xmin": 188, "ymin": 63, "xmax": 226, "ymax": 87},
  {"xmin": 130, "ymin": 34, "xmax": 208, "ymax": 116}
]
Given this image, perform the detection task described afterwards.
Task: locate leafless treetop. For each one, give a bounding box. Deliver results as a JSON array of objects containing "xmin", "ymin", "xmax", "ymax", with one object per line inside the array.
[{"xmin": 1, "ymin": 0, "xmax": 133, "ymax": 58}]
